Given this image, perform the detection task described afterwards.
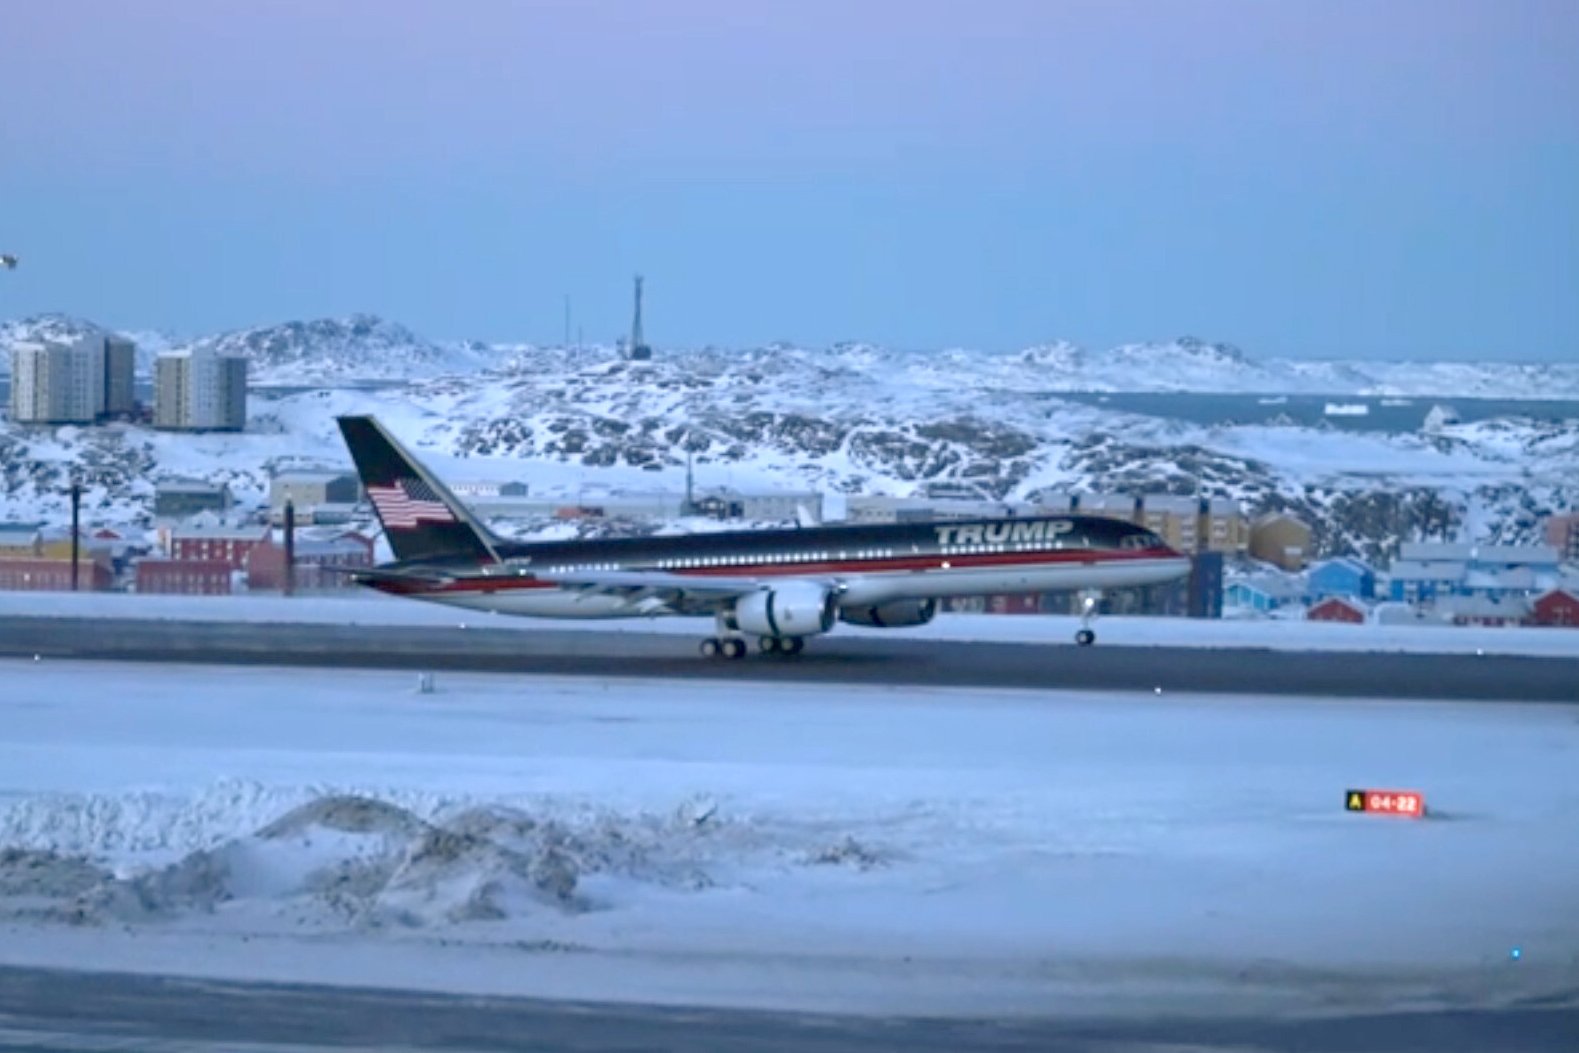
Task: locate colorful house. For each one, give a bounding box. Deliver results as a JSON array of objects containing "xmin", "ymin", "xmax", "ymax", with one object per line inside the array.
[
  {"xmin": 1225, "ymin": 574, "xmax": 1302, "ymax": 614},
  {"xmin": 1532, "ymin": 589, "xmax": 1579, "ymax": 628},
  {"xmin": 1306, "ymin": 557, "xmax": 1377, "ymax": 601},
  {"xmin": 1308, "ymin": 596, "xmax": 1367, "ymax": 624}
]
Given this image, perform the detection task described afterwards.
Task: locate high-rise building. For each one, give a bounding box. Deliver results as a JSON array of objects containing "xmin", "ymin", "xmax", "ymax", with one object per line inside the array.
[
  {"xmin": 153, "ymin": 349, "xmax": 247, "ymax": 431},
  {"xmin": 7, "ymin": 333, "xmax": 138, "ymax": 424},
  {"xmin": 102, "ymin": 335, "xmax": 137, "ymax": 417},
  {"xmin": 153, "ymin": 354, "xmax": 185, "ymax": 429},
  {"xmin": 9, "ymin": 342, "xmax": 48, "ymax": 422},
  {"xmin": 7, "ymin": 337, "xmax": 107, "ymax": 424}
]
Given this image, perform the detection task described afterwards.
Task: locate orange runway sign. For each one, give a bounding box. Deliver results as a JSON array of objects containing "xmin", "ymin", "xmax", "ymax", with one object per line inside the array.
[{"xmin": 1345, "ymin": 788, "xmax": 1426, "ymax": 818}]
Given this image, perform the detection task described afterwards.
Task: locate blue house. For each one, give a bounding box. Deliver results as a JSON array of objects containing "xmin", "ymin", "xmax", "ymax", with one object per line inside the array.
[
  {"xmin": 1225, "ymin": 575, "xmax": 1302, "ymax": 613},
  {"xmin": 1388, "ymin": 542, "xmax": 1562, "ymax": 603},
  {"xmin": 1307, "ymin": 557, "xmax": 1377, "ymax": 601},
  {"xmin": 1388, "ymin": 560, "xmax": 1465, "ymax": 603},
  {"xmin": 1226, "ymin": 581, "xmax": 1275, "ymax": 612}
]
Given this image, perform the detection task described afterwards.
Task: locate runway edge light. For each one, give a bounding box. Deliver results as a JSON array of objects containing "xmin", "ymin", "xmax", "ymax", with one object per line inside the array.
[{"xmin": 1345, "ymin": 788, "xmax": 1426, "ymax": 818}]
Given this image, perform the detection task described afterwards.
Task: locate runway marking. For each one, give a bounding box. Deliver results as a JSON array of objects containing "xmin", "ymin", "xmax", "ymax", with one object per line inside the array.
[{"xmin": 0, "ymin": 1025, "xmax": 484, "ymax": 1053}]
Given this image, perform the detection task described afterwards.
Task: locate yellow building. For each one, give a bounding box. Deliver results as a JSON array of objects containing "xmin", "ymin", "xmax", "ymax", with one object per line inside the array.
[
  {"xmin": 1249, "ymin": 512, "xmax": 1313, "ymax": 571},
  {"xmin": 1199, "ymin": 497, "xmax": 1250, "ymax": 555},
  {"xmin": 1139, "ymin": 495, "xmax": 1200, "ymax": 553},
  {"xmin": 1077, "ymin": 493, "xmax": 1142, "ymax": 523},
  {"xmin": 0, "ymin": 526, "xmax": 42, "ymax": 558}
]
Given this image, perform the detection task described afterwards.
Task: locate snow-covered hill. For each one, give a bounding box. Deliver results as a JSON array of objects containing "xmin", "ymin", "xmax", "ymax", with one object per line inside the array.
[
  {"xmin": 5, "ymin": 313, "xmax": 1578, "ymax": 396},
  {"xmin": 3, "ymin": 337, "xmax": 1576, "ymax": 564},
  {"xmin": 178, "ymin": 315, "xmax": 500, "ymax": 385},
  {"xmin": 4, "ymin": 315, "xmax": 1577, "ymax": 562}
]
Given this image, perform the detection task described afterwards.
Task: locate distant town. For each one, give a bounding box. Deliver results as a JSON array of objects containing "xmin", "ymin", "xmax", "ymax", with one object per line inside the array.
[
  {"xmin": 1, "ymin": 445, "xmax": 1576, "ymax": 630},
  {"xmin": 3, "ymin": 319, "xmax": 1578, "ymax": 630}
]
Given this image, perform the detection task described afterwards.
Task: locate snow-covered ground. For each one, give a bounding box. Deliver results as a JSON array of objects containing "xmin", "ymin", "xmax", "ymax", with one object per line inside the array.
[
  {"xmin": 4, "ymin": 590, "xmax": 1578, "ymax": 658},
  {"xmin": 0, "ymin": 660, "xmax": 1575, "ymax": 1018},
  {"xmin": 6, "ymin": 318, "xmax": 1579, "ymax": 558}
]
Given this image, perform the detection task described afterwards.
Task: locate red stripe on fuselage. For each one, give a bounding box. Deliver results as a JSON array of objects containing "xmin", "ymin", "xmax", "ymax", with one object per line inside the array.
[{"xmin": 366, "ymin": 545, "xmax": 1184, "ymax": 598}]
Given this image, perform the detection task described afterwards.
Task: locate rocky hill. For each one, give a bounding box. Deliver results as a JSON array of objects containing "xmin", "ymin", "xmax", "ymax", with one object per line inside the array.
[
  {"xmin": 3, "ymin": 318, "xmax": 1576, "ymax": 563},
  {"xmin": 178, "ymin": 315, "xmax": 498, "ymax": 385}
]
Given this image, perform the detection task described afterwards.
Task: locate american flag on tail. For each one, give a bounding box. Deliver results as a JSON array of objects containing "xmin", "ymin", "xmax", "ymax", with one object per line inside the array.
[{"xmin": 367, "ymin": 477, "xmax": 457, "ymax": 529}]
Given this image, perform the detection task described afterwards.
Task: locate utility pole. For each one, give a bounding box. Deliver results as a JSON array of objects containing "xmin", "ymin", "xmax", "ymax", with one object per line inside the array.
[
  {"xmin": 564, "ymin": 294, "xmax": 571, "ymax": 348},
  {"xmin": 69, "ymin": 480, "xmax": 82, "ymax": 591},
  {"xmin": 684, "ymin": 449, "xmax": 695, "ymax": 515},
  {"xmin": 283, "ymin": 500, "xmax": 296, "ymax": 597}
]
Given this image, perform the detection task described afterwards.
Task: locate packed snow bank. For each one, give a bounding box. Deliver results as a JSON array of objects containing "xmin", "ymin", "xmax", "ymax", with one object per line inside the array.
[
  {"xmin": 0, "ymin": 661, "xmax": 1576, "ymax": 1016},
  {"xmin": 0, "ymin": 784, "xmax": 868, "ymax": 934},
  {"xmin": 0, "ymin": 796, "xmax": 590, "ymax": 929},
  {"xmin": 3, "ymin": 590, "xmax": 1577, "ymax": 657}
]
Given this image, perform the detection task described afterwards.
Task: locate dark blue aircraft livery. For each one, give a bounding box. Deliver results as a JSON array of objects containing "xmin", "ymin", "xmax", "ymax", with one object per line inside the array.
[{"xmin": 336, "ymin": 416, "xmax": 1190, "ymax": 658}]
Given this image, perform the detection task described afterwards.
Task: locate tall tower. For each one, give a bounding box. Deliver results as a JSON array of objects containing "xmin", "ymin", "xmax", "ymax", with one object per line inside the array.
[{"xmin": 628, "ymin": 275, "xmax": 652, "ymax": 360}]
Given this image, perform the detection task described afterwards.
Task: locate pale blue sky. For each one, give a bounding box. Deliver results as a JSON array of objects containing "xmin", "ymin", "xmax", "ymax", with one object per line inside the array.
[{"xmin": 2, "ymin": 0, "xmax": 1575, "ymax": 360}]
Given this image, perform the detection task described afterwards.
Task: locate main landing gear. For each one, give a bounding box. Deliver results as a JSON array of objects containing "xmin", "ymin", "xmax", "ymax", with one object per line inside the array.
[
  {"xmin": 697, "ymin": 635, "xmax": 806, "ymax": 659},
  {"xmin": 699, "ymin": 612, "xmax": 806, "ymax": 660},
  {"xmin": 1075, "ymin": 590, "xmax": 1101, "ymax": 647},
  {"xmin": 698, "ymin": 636, "xmax": 805, "ymax": 659},
  {"xmin": 699, "ymin": 637, "xmax": 747, "ymax": 659}
]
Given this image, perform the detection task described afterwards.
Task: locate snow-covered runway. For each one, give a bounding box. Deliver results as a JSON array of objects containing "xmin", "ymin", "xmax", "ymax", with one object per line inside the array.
[
  {"xmin": 6, "ymin": 590, "xmax": 1579, "ymax": 657},
  {"xmin": 0, "ymin": 660, "xmax": 1575, "ymax": 1018}
]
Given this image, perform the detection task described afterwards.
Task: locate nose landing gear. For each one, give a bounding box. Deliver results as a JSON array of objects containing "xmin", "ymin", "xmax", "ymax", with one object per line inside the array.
[{"xmin": 1075, "ymin": 590, "xmax": 1101, "ymax": 646}]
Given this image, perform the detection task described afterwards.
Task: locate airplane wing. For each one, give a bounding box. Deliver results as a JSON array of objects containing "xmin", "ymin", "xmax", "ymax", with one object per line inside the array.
[{"xmin": 535, "ymin": 569, "xmax": 841, "ymax": 612}]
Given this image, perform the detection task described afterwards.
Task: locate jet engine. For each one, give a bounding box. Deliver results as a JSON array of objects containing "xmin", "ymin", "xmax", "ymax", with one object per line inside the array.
[
  {"xmin": 733, "ymin": 582, "xmax": 837, "ymax": 638},
  {"xmin": 838, "ymin": 598, "xmax": 937, "ymax": 629}
]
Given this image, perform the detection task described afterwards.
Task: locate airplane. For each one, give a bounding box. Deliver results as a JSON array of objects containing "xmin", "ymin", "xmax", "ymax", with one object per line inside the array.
[
  {"xmin": 335, "ymin": 415, "xmax": 1192, "ymax": 658},
  {"xmin": 0, "ymin": 255, "xmax": 18, "ymax": 270}
]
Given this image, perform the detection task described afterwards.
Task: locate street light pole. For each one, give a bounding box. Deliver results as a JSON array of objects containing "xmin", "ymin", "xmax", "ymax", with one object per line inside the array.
[{"xmin": 70, "ymin": 481, "xmax": 82, "ymax": 591}]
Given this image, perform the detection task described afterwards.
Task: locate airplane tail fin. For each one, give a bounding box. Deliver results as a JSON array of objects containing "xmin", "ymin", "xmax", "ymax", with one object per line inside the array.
[{"xmin": 336, "ymin": 415, "xmax": 500, "ymax": 565}]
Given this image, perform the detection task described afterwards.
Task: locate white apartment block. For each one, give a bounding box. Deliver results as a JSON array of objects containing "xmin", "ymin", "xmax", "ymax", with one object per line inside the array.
[
  {"xmin": 154, "ymin": 350, "xmax": 247, "ymax": 431},
  {"xmin": 8, "ymin": 338, "xmax": 106, "ymax": 423},
  {"xmin": 8, "ymin": 334, "xmax": 137, "ymax": 424}
]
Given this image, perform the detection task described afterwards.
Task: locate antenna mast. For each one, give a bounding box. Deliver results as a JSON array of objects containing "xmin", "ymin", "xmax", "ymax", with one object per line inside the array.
[{"xmin": 628, "ymin": 275, "xmax": 652, "ymax": 360}]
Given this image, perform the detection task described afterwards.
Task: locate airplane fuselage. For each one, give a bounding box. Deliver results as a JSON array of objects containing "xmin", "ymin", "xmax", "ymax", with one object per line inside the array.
[{"xmin": 366, "ymin": 514, "xmax": 1190, "ymax": 619}]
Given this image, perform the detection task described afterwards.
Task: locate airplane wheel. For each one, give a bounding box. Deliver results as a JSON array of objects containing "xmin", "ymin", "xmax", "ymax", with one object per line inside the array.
[
  {"xmin": 700, "ymin": 637, "xmax": 721, "ymax": 658},
  {"xmin": 782, "ymin": 637, "xmax": 805, "ymax": 656},
  {"xmin": 1075, "ymin": 629, "xmax": 1096, "ymax": 647},
  {"xmin": 758, "ymin": 635, "xmax": 781, "ymax": 654},
  {"xmin": 723, "ymin": 638, "xmax": 747, "ymax": 660}
]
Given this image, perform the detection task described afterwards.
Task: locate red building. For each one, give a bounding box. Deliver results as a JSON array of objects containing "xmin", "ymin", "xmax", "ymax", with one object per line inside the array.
[
  {"xmin": 1531, "ymin": 589, "xmax": 1579, "ymax": 628},
  {"xmin": 1308, "ymin": 596, "xmax": 1367, "ymax": 624},
  {"xmin": 246, "ymin": 530, "xmax": 374, "ymax": 591},
  {"xmin": 0, "ymin": 558, "xmax": 113, "ymax": 591},
  {"xmin": 169, "ymin": 525, "xmax": 269, "ymax": 569},
  {"xmin": 135, "ymin": 558, "xmax": 234, "ymax": 595}
]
